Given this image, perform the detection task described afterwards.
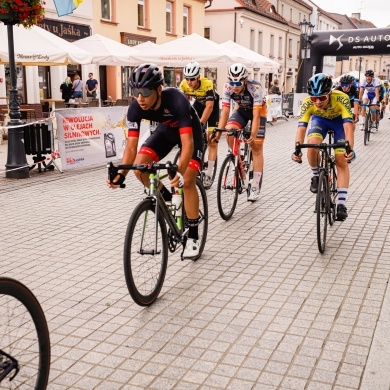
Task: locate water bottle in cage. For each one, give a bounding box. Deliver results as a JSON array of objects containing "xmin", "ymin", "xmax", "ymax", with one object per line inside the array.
[{"xmin": 171, "ymin": 190, "xmax": 182, "ymax": 217}]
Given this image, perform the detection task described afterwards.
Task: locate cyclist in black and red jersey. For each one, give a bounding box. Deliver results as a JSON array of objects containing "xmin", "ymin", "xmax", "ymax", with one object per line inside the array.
[
  {"xmin": 218, "ymin": 63, "xmax": 266, "ymax": 202},
  {"xmin": 106, "ymin": 63, "xmax": 204, "ymax": 259}
]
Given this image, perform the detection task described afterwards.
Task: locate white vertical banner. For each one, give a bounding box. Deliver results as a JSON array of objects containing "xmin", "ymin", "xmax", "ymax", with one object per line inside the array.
[
  {"xmin": 293, "ymin": 93, "xmax": 308, "ymax": 117},
  {"xmin": 56, "ymin": 107, "xmax": 128, "ymax": 170},
  {"xmin": 265, "ymin": 94, "xmax": 283, "ymax": 121}
]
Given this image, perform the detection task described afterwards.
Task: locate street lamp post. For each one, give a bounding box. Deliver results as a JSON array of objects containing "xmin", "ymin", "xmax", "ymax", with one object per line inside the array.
[
  {"xmin": 386, "ymin": 64, "xmax": 390, "ymax": 81},
  {"xmin": 358, "ymin": 56, "xmax": 364, "ymax": 85},
  {"xmin": 3, "ymin": 20, "xmax": 30, "ymax": 179},
  {"xmin": 297, "ymin": 19, "xmax": 315, "ymax": 93}
]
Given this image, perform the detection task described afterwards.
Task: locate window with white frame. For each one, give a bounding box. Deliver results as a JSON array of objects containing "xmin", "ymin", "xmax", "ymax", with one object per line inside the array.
[
  {"xmin": 183, "ymin": 6, "xmax": 189, "ymax": 35},
  {"xmin": 166, "ymin": 1, "xmax": 173, "ymax": 33},
  {"xmin": 138, "ymin": 0, "xmax": 145, "ymax": 27},
  {"xmin": 270, "ymin": 34, "xmax": 275, "ymax": 57},
  {"xmin": 101, "ymin": 0, "xmax": 111, "ymax": 20},
  {"xmin": 258, "ymin": 31, "xmax": 263, "ymax": 54},
  {"xmin": 250, "ymin": 29, "xmax": 255, "ymax": 51},
  {"xmin": 204, "ymin": 27, "xmax": 210, "ymax": 40},
  {"xmin": 278, "ymin": 36, "xmax": 283, "ymax": 59}
]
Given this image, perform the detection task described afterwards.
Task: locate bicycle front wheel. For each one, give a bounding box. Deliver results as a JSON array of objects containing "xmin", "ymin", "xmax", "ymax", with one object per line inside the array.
[
  {"xmin": 316, "ymin": 171, "xmax": 329, "ymax": 253},
  {"xmin": 364, "ymin": 113, "xmax": 370, "ymax": 145},
  {"xmin": 217, "ymin": 154, "xmax": 239, "ymax": 221},
  {"xmin": 190, "ymin": 178, "xmax": 208, "ymax": 261},
  {"xmin": 124, "ymin": 199, "xmax": 168, "ymax": 306},
  {"xmin": 0, "ymin": 277, "xmax": 51, "ymax": 389}
]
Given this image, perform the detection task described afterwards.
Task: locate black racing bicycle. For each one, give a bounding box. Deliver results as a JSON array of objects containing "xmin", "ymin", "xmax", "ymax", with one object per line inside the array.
[
  {"xmin": 295, "ymin": 130, "xmax": 351, "ymax": 253},
  {"xmin": 108, "ymin": 161, "xmax": 208, "ymax": 306},
  {"xmin": 0, "ymin": 277, "xmax": 51, "ymax": 389},
  {"xmin": 213, "ymin": 127, "xmax": 258, "ymax": 221},
  {"xmin": 363, "ymin": 102, "xmax": 379, "ymax": 145}
]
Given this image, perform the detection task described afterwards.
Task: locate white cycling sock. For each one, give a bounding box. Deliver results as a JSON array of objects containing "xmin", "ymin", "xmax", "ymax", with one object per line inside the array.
[
  {"xmin": 311, "ymin": 167, "xmax": 319, "ymax": 176},
  {"xmin": 206, "ymin": 160, "xmax": 215, "ymax": 176},
  {"xmin": 252, "ymin": 172, "xmax": 262, "ymax": 188},
  {"xmin": 337, "ymin": 188, "xmax": 348, "ymax": 206}
]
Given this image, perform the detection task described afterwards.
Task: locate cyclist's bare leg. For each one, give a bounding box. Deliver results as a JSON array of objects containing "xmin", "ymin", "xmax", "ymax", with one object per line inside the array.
[
  {"xmin": 207, "ymin": 129, "xmax": 221, "ymax": 162},
  {"xmin": 335, "ymin": 153, "xmax": 349, "ymax": 188},
  {"xmin": 252, "ymin": 139, "xmax": 264, "ymax": 172},
  {"xmin": 183, "ymin": 167, "xmax": 199, "ymax": 220},
  {"xmin": 133, "ymin": 153, "xmax": 154, "ymax": 187},
  {"xmin": 307, "ymin": 136, "xmax": 321, "ymax": 168}
]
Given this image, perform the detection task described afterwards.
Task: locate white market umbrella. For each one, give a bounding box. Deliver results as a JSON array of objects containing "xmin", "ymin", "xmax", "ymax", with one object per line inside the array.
[
  {"xmin": 72, "ymin": 34, "xmax": 139, "ymax": 66},
  {"xmin": 220, "ymin": 40, "xmax": 280, "ymax": 71},
  {"xmin": 0, "ymin": 23, "xmax": 92, "ymax": 65},
  {"xmin": 128, "ymin": 33, "xmax": 255, "ymax": 67},
  {"xmin": 132, "ymin": 41, "xmax": 158, "ymax": 51}
]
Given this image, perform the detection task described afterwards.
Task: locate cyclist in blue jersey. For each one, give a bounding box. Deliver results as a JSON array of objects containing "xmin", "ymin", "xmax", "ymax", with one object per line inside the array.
[
  {"xmin": 335, "ymin": 74, "xmax": 360, "ymax": 127},
  {"xmin": 106, "ymin": 63, "xmax": 204, "ymax": 259},
  {"xmin": 358, "ymin": 70, "xmax": 381, "ymax": 130}
]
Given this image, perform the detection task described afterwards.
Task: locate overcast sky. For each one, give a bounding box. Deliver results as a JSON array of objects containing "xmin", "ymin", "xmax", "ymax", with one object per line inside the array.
[{"xmin": 312, "ymin": 0, "xmax": 389, "ymax": 28}]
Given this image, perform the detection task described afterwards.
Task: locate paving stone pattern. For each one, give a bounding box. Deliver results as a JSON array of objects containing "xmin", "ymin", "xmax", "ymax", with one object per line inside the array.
[{"xmin": 0, "ymin": 117, "xmax": 389, "ymax": 389}]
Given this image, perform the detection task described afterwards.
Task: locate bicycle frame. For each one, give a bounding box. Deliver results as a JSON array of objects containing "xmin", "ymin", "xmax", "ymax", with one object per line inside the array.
[{"xmin": 107, "ymin": 161, "xmax": 188, "ymax": 255}]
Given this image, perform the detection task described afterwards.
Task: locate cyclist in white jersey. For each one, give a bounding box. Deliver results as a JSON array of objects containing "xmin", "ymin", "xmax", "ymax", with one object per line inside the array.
[
  {"xmin": 358, "ymin": 70, "xmax": 381, "ymax": 130},
  {"xmin": 218, "ymin": 63, "xmax": 265, "ymax": 202}
]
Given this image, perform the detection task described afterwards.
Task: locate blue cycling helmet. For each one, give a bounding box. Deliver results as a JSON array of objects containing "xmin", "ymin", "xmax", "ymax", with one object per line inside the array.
[
  {"xmin": 307, "ymin": 73, "xmax": 332, "ymax": 96},
  {"xmin": 129, "ymin": 63, "xmax": 164, "ymax": 89}
]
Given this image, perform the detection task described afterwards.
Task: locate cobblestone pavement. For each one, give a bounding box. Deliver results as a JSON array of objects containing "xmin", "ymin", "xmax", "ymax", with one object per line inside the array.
[{"xmin": 1, "ymin": 116, "xmax": 389, "ymax": 389}]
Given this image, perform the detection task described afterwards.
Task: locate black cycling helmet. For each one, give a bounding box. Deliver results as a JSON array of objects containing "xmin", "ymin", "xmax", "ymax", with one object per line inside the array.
[
  {"xmin": 365, "ymin": 69, "xmax": 374, "ymax": 77},
  {"xmin": 129, "ymin": 63, "xmax": 164, "ymax": 89},
  {"xmin": 307, "ymin": 73, "xmax": 332, "ymax": 96},
  {"xmin": 340, "ymin": 74, "xmax": 354, "ymax": 84}
]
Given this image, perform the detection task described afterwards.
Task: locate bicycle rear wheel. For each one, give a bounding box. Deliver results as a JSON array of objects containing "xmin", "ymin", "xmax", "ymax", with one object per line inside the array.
[
  {"xmin": 124, "ymin": 199, "xmax": 168, "ymax": 306},
  {"xmin": 184, "ymin": 178, "xmax": 208, "ymax": 261},
  {"xmin": 217, "ymin": 154, "xmax": 239, "ymax": 220},
  {"xmin": 316, "ymin": 171, "xmax": 329, "ymax": 253},
  {"xmin": 0, "ymin": 277, "xmax": 51, "ymax": 389}
]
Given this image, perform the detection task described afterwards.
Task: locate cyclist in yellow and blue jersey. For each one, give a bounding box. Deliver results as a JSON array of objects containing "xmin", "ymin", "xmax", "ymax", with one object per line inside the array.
[
  {"xmin": 292, "ymin": 73, "xmax": 355, "ymax": 221},
  {"xmin": 180, "ymin": 61, "xmax": 220, "ymax": 186}
]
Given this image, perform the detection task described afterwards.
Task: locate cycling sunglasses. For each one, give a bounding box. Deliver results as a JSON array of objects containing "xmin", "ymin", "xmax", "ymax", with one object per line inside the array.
[
  {"xmin": 229, "ymin": 81, "xmax": 244, "ymax": 87},
  {"xmin": 310, "ymin": 94, "xmax": 329, "ymax": 102},
  {"xmin": 132, "ymin": 87, "xmax": 154, "ymax": 97},
  {"xmin": 185, "ymin": 77, "xmax": 197, "ymax": 82},
  {"xmin": 341, "ymin": 83, "xmax": 351, "ymax": 88}
]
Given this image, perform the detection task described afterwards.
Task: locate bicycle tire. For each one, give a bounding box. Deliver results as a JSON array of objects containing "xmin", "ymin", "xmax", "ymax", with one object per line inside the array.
[
  {"xmin": 328, "ymin": 164, "xmax": 337, "ymax": 226},
  {"xmin": 316, "ymin": 171, "xmax": 328, "ymax": 253},
  {"xmin": 217, "ymin": 154, "xmax": 239, "ymax": 220},
  {"xmin": 364, "ymin": 112, "xmax": 370, "ymax": 145},
  {"xmin": 184, "ymin": 178, "xmax": 208, "ymax": 261},
  {"xmin": 123, "ymin": 199, "xmax": 168, "ymax": 306},
  {"xmin": 0, "ymin": 277, "xmax": 51, "ymax": 389}
]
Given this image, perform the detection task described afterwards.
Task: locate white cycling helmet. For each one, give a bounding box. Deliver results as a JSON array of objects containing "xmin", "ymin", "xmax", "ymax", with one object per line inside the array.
[
  {"xmin": 228, "ymin": 63, "xmax": 248, "ymax": 82},
  {"xmin": 384, "ymin": 80, "xmax": 389, "ymax": 84},
  {"xmin": 183, "ymin": 61, "xmax": 201, "ymax": 78}
]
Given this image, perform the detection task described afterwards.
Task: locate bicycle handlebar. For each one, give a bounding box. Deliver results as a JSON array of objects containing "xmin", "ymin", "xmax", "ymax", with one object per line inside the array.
[
  {"xmin": 211, "ymin": 127, "xmax": 251, "ymax": 140},
  {"xmin": 294, "ymin": 141, "xmax": 352, "ymax": 164},
  {"xmin": 107, "ymin": 161, "xmax": 178, "ymax": 189}
]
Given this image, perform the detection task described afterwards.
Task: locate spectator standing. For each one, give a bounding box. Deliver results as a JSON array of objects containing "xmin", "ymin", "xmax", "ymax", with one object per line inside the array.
[
  {"xmin": 269, "ymin": 79, "xmax": 281, "ymax": 95},
  {"xmin": 60, "ymin": 76, "xmax": 73, "ymax": 103},
  {"xmin": 85, "ymin": 72, "xmax": 98, "ymax": 99},
  {"xmin": 72, "ymin": 74, "xmax": 83, "ymax": 103}
]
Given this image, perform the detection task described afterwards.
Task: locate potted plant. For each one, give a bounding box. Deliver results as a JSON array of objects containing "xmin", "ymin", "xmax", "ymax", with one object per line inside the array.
[
  {"xmin": 0, "ymin": 0, "xmax": 45, "ymax": 28},
  {"xmin": 288, "ymin": 53, "xmax": 292, "ymax": 58}
]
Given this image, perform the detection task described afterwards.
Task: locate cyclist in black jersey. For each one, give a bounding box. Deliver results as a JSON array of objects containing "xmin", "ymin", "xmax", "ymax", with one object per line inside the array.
[
  {"xmin": 106, "ymin": 63, "xmax": 204, "ymax": 259},
  {"xmin": 180, "ymin": 61, "xmax": 220, "ymax": 186},
  {"xmin": 335, "ymin": 74, "xmax": 360, "ymax": 126},
  {"xmin": 219, "ymin": 63, "xmax": 266, "ymax": 202}
]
